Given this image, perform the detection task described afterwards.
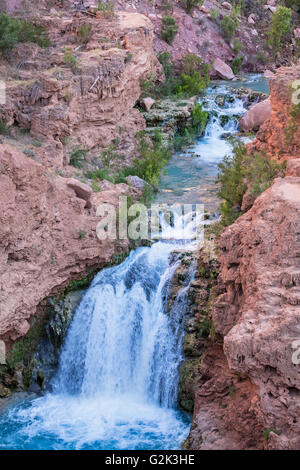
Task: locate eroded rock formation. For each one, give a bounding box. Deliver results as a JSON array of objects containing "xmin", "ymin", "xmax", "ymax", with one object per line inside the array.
[{"xmin": 187, "ymin": 65, "xmax": 300, "ymax": 450}]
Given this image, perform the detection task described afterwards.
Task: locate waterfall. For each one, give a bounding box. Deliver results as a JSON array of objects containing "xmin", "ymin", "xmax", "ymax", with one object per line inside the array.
[{"xmin": 52, "ymin": 242, "xmax": 192, "ymax": 408}]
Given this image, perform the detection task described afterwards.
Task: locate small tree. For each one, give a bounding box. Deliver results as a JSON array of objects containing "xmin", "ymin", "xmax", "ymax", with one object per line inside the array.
[
  {"xmin": 0, "ymin": 14, "xmax": 21, "ymax": 54},
  {"xmin": 161, "ymin": 15, "xmax": 178, "ymax": 44},
  {"xmin": 180, "ymin": 0, "xmax": 204, "ymax": 14},
  {"xmin": 268, "ymin": 6, "xmax": 292, "ymax": 51}
]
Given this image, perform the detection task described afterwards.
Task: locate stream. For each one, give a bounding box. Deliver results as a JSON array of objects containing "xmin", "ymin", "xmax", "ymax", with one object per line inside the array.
[{"xmin": 0, "ymin": 74, "xmax": 268, "ymax": 450}]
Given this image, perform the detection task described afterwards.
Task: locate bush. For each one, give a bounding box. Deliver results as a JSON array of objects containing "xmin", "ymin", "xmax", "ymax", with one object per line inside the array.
[
  {"xmin": 0, "ymin": 15, "xmax": 50, "ymax": 54},
  {"xmin": 78, "ymin": 23, "xmax": 92, "ymax": 45},
  {"xmin": 0, "ymin": 14, "xmax": 21, "ymax": 53},
  {"xmin": 161, "ymin": 15, "xmax": 178, "ymax": 45},
  {"xmin": 180, "ymin": 0, "xmax": 204, "ymax": 13},
  {"xmin": 221, "ymin": 14, "xmax": 238, "ymax": 43},
  {"xmin": 217, "ymin": 143, "xmax": 286, "ymax": 226},
  {"xmin": 18, "ymin": 21, "xmax": 50, "ymax": 47},
  {"xmin": 233, "ymin": 37, "xmax": 243, "ymax": 54},
  {"xmin": 64, "ymin": 48, "xmax": 79, "ymax": 72},
  {"xmin": 69, "ymin": 146, "xmax": 88, "ymax": 168},
  {"xmin": 232, "ymin": 56, "xmax": 244, "ymax": 74},
  {"xmin": 175, "ymin": 53, "xmax": 210, "ymax": 97},
  {"xmin": 284, "ymin": 0, "xmax": 300, "ymax": 11},
  {"xmin": 191, "ymin": 102, "xmax": 209, "ymax": 133},
  {"xmin": 268, "ymin": 6, "xmax": 292, "ymax": 51},
  {"xmin": 133, "ymin": 130, "xmax": 171, "ymax": 187},
  {"xmin": 97, "ymin": 1, "xmax": 114, "ymax": 17}
]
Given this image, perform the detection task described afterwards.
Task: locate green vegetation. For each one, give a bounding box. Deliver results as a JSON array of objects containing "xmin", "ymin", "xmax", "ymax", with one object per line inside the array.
[
  {"xmin": 232, "ymin": 56, "xmax": 244, "ymax": 74},
  {"xmin": 78, "ymin": 23, "xmax": 92, "ymax": 45},
  {"xmin": 97, "ymin": 0, "xmax": 115, "ymax": 17},
  {"xmin": 179, "ymin": 0, "xmax": 204, "ymax": 13},
  {"xmin": 0, "ymin": 118, "xmax": 10, "ymax": 135},
  {"xmin": 64, "ymin": 48, "xmax": 79, "ymax": 72},
  {"xmin": 221, "ymin": 14, "xmax": 238, "ymax": 43},
  {"xmin": 18, "ymin": 20, "xmax": 51, "ymax": 47},
  {"xmin": 175, "ymin": 53, "xmax": 210, "ymax": 97},
  {"xmin": 0, "ymin": 14, "xmax": 50, "ymax": 54},
  {"xmin": 233, "ymin": 37, "xmax": 243, "ymax": 54},
  {"xmin": 268, "ymin": 6, "xmax": 292, "ymax": 52},
  {"xmin": 69, "ymin": 146, "xmax": 88, "ymax": 168},
  {"xmin": 217, "ymin": 143, "xmax": 286, "ymax": 227},
  {"xmin": 161, "ymin": 15, "xmax": 178, "ymax": 44},
  {"xmin": 285, "ymin": 102, "xmax": 300, "ymax": 145},
  {"xmin": 191, "ymin": 102, "xmax": 209, "ymax": 133},
  {"xmin": 263, "ymin": 428, "xmax": 280, "ymax": 441},
  {"xmin": 140, "ymin": 52, "xmax": 210, "ymax": 100},
  {"xmin": 132, "ymin": 130, "xmax": 171, "ymax": 187}
]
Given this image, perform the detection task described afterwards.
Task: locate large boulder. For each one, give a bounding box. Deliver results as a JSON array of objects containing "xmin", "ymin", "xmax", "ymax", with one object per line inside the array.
[
  {"xmin": 213, "ymin": 58, "xmax": 235, "ymax": 80},
  {"xmin": 239, "ymin": 98, "xmax": 272, "ymax": 132}
]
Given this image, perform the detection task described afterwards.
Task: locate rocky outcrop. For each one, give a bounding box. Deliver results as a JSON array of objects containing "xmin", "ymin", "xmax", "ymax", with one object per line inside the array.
[
  {"xmin": 248, "ymin": 65, "xmax": 300, "ymax": 160},
  {"xmin": 0, "ymin": 144, "xmax": 137, "ymax": 348},
  {"xmin": 0, "ymin": 11, "xmax": 162, "ymax": 169},
  {"xmin": 239, "ymin": 97, "xmax": 271, "ymax": 131},
  {"xmin": 187, "ymin": 65, "xmax": 300, "ymax": 450},
  {"xmin": 212, "ymin": 177, "xmax": 300, "ymax": 450}
]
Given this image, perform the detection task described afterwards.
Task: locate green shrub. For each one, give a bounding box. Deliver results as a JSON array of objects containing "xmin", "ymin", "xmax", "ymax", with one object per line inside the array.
[
  {"xmin": 0, "ymin": 14, "xmax": 21, "ymax": 53},
  {"xmin": 176, "ymin": 53, "xmax": 210, "ymax": 97},
  {"xmin": 133, "ymin": 130, "xmax": 171, "ymax": 187},
  {"xmin": 69, "ymin": 146, "xmax": 88, "ymax": 168},
  {"xmin": 97, "ymin": 0, "xmax": 114, "ymax": 17},
  {"xmin": 233, "ymin": 37, "xmax": 243, "ymax": 54},
  {"xmin": 64, "ymin": 48, "xmax": 79, "ymax": 72},
  {"xmin": 180, "ymin": 0, "xmax": 204, "ymax": 13},
  {"xmin": 78, "ymin": 23, "xmax": 92, "ymax": 44},
  {"xmin": 161, "ymin": 15, "xmax": 178, "ymax": 44},
  {"xmin": 232, "ymin": 56, "xmax": 244, "ymax": 74},
  {"xmin": 217, "ymin": 143, "xmax": 286, "ymax": 226},
  {"xmin": 18, "ymin": 21, "xmax": 50, "ymax": 47},
  {"xmin": 256, "ymin": 50, "xmax": 268, "ymax": 64},
  {"xmin": 210, "ymin": 9, "xmax": 220, "ymax": 21},
  {"xmin": 268, "ymin": 6, "xmax": 292, "ymax": 51},
  {"xmin": 0, "ymin": 118, "xmax": 10, "ymax": 135},
  {"xmin": 221, "ymin": 14, "xmax": 238, "ymax": 43},
  {"xmin": 0, "ymin": 14, "xmax": 50, "ymax": 54},
  {"xmin": 192, "ymin": 102, "xmax": 209, "ymax": 133}
]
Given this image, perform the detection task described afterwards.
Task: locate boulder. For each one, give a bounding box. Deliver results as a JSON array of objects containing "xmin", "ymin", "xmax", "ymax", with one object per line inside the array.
[
  {"xmin": 239, "ymin": 98, "xmax": 271, "ymax": 132},
  {"xmin": 66, "ymin": 178, "xmax": 93, "ymax": 208},
  {"xmin": 264, "ymin": 69, "xmax": 274, "ymax": 78},
  {"xmin": 126, "ymin": 175, "xmax": 152, "ymax": 191},
  {"xmin": 222, "ymin": 2, "xmax": 232, "ymax": 10},
  {"xmin": 213, "ymin": 58, "xmax": 235, "ymax": 80},
  {"xmin": 141, "ymin": 97, "xmax": 155, "ymax": 112}
]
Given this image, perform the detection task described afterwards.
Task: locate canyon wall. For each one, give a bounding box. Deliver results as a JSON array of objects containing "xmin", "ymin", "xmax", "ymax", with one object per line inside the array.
[
  {"xmin": 0, "ymin": 11, "xmax": 157, "ymax": 358},
  {"xmin": 187, "ymin": 65, "xmax": 300, "ymax": 450}
]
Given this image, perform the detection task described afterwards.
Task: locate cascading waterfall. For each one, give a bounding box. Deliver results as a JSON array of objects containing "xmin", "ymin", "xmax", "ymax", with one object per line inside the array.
[
  {"xmin": 0, "ymin": 75, "xmax": 268, "ymax": 450},
  {"xmin": 0, "ymin": 240, "xmax": 194, "ymax": 450},
  {"xmin": 53, "ymin": 242, "xmax": 190, "ymax": 407}
]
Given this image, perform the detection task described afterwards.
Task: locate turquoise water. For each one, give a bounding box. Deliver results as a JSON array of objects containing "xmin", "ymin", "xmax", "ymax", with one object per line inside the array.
[
  {"xmin": 0, "ymin": 74, "xmax": 268, "ymax": 450},
  {"xmin": 156, "ymin": 74, "xmax": 269, "ymax": 211}
]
